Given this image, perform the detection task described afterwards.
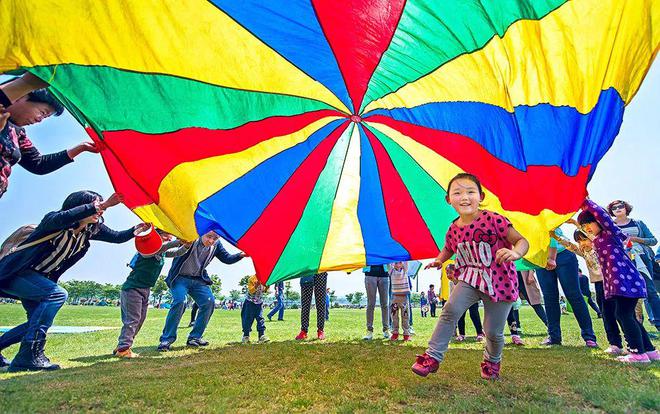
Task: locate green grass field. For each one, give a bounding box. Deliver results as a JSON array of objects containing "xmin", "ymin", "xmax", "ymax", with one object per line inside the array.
[{"xmin": 0, "ymin": 303, "xmax": 658, "ymax": 413}]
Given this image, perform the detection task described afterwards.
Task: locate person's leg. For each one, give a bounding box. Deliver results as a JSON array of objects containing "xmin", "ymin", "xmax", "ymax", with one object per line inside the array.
[
  {"xmin": 134, "ymin": 288, "xmax": 150, "ymax": 338},
  {"xmin": 594, "ymin": 282, "xmax": 618, "ymax": 347},
  {"xmin": 555, "ymin": 252, "xmax": 596, "ymax": 342},
  {"xmin": 614, "ymin": 296, "xmax": 649, "ymax": 354},
  {"xmin": 241, "ymin": 301, "xmax": 251, "ymax": 337},
  {"xmin": 639, "ymin": 255, "xmax": 660, "ymax": 329},
  {"xmin": 256, "ymin": 304, "xmax": 266, "ymax": 337},
  {"xmin": 520, "ymin": 271, "xmax": 548, "ymax": 326},
  {"xmin": 187, "ymin": 280, "xmax": 215, "ymax": 340},
  {"xmin": 390, "ymin": 296, "xmax": 401, "ymax": 335},
  {"xmin": 377, "ymin": 277, "xmax": 390, "ymax": 332},
  {"xmin": 314, "ymin": 274, "xmax": 327, "ymax": 332},
  {"xmin": 536, "ymin": 268, "xmax": 562, "ymax": 343},
  {"xmin": 0, "ymin": 271, "xmax": 68, "ymax": 342},
  {"xmin": 364, "ymin": 276, "xmax": 378, "ymax": 333},
  {"xmin": 278, "ymin": 294, "xmax": 285, "ymax": 320},
  {"xmin": 117, "ymin": 289, "xmax": 144, "ymax": 351},
  {"xmin": 0, "ymin": 300, "xmax": 35, "ymax": 351},
  {"xmin": 531, "ymin": 304, "xmax": 549, "ymax": 326},
  {"xmin": 586, "ymin": 294, "xmax": 601, "ymax": 317},
  {"xmin": 160, "ymin": 279, "xmax": 188, "ymax": 343},
  {"xmin": 430, "ymin": 302, "xmax": 436, "ymax": 317},
  {"xmin": 267, "ymin": 298, "xmax": 278, "ymax": 320},
  {"xmin": 507, "ymin": 308, "xmax": 519, "ymax": 335},
  {"xmin": 469, "ymin": 302, "xmax": 484, "ymax": 334},
  {"xmin": 426, "ymin": 282, "xmax": 481, "ymax": 362},
  {"xmin": 457, "ymin": 312, "xmax": 467, "ymax": 336},
  {"xmin": 407, "ymin": 292, "xmax": 413, "ymax": 327},
  {"xmin": 300, "ymin": 283, "xmax": 313, "ymax": 332},
  {"xmin": 401, "ymin": 296, "xmax": 411, "ymax": 336},
  {"xmin": 482, "ymin": 298, "xmax": 514, "ymax": 363},
  {"xmin": 190, "ymin": 302, "xmax": 199, "ymax": 324}
]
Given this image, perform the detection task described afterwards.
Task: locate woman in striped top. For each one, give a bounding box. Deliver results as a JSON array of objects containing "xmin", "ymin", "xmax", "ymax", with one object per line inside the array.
[{"xmin": 0, "ymin": 190, "xmax": 147, "ymax": 372}]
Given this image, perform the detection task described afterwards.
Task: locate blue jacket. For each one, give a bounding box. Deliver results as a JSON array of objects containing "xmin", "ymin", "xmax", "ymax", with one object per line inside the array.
[
  {"xmin": 165, "ymin": 239, "xmax": 242, "ymax": 287},
  {"xmin": 0, "ymin": 203, "xmax": 135, "ymax": 288}
]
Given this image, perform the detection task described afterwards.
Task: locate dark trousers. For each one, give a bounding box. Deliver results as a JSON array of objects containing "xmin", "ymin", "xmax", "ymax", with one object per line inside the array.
[
  {"xmin": 594, "ymin": 281, "xmax": 622, "ymax": 348},
  {"xmin": 613, "ymin": 296, "xmax": 655, "ymax": 354},
  {"xmin": 585, "ymin": 294, "xmax": 601, "ymax": 316},
  {"xmin": 430, "ymin": 302, "xmax": 437, "ymax": 317},
  {"xmin": 190, "ymin": 302, "xmax": 199, "ymax": 324},
  {"xmin": 241, "ymin": 300, "xmax": 265, "ymax": 337},
  {"xmin": 507, "ymin": 308, "xmax": 521, "ymax": 335},
  {"xmin": 457, "ymin": 302, "xmax": 483, "ymax": 335},
  {"xmin": 537, "ymin": 250, "xmax": 596, "ymax": 343},
  {"xmin": 301, "ymin": 273, "xmax": 327, "ymax": 332}
]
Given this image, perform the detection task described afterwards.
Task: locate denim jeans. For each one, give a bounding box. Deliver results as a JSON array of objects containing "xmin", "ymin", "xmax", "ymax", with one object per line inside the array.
[
  {"xmin": 160, "ymin": 277, "xmax": 215, "ymax": 343},
  {"xmin": 267, "ymin": 294, "xmax": 285, "ymax": 320},
  {"xmin": 536, "ymin": 250, "xmax": 597, "ymax": 343},
  {"xmin": 639, "ymin": 253, "xmax": 660, "ymax": 329},
  {"xmin": 0, "ymin": 270, "xmax": 68, "ymax": 346}
]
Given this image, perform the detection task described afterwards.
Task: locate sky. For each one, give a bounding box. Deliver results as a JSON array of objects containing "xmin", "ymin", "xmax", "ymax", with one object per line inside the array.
[{"xmin": 1, "ymin": 63, "xmax": 658, "ymax": 297}]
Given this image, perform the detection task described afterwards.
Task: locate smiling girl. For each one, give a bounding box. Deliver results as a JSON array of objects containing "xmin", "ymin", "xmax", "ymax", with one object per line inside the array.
[{"xmin": 412, "ymin": 173, "xmax": 529, "ymax": 380}]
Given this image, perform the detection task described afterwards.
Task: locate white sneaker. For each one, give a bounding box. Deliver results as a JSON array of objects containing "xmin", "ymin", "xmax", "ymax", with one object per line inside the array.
[
  {"xmin": 604, "ymin": 345, "xmax": 625, "ymax": 356},
  {"xmin": 241, "ymin": 336, "xmax": 250, "ymax": 344},
  {"xmin": 363, "ymin": 331, "xmax": 373, "ymax": 340},
  {"xmin": 383, "ymin": 330, "xmax": 391, "ymax": 339},
  {"xmin": 409, "ymin": 326, "xmax": 415, "ymax": 335},
  {"xmin": 258, "ymin": 335, "xmax": 270, "ymax": 343}
]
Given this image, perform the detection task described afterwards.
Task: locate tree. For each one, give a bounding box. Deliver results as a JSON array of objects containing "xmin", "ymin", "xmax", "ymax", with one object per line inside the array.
[
  {"xmin": 209, "ymin": 274, "xmax": 222, "ymax": 298},
  {"xmin": 102, "ymin": 283, "xmax": 121, "ymax": 302},
  {"xmin": 283, "ymin": 281, "xmax": 300, "ymax": 302},
  {"xmin": 410, "ymin": 293, "xmax": 421, "ymax": 306},
  {"xmin": 329, "ymin": 290, "xmax": 337, "ymax": 304},
  {"xmin": 238, "ymin": 274, "xmax": 251, "ymax": 294},
  {"xmin": 352, "ymin": 291, "xmax": 364, "ymax": 305},
  {"xmin": 229, "ymin": 289, "xmax": 241, "ymax": 301},
  {"xmin": 152, "ymin": 276, "xmax": 169, "ymax": 307},
  {"xmin": 345, "ymin": 293, "xmax": 354, "ymax": 304}
]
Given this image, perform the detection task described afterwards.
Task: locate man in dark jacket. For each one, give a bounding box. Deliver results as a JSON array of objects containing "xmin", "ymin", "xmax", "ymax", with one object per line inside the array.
[{"xmin": 158, "ymin": 231, "xmax": 246, "ymax": 351}]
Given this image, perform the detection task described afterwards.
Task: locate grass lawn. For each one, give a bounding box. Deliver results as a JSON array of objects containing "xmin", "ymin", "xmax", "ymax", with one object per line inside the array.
[{"xmin": 0, "ymin": 303, "xmax": 658, "ymax": 413}]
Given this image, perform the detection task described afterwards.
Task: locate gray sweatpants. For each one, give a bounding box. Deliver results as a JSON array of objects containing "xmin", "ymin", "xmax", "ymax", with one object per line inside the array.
[
  {"xmin": 117, "ymin": 288, "xmax": 150, "ymax": 350},
  {"xmin": 365, "ymin": 276, "xmax": 390, "ymax": 332},
  {"xmin": 391, "ymin": 294, "xmax": 410, "ymax": 335},
  {"xmin": 427, "ymin": 281, "xmax": 513, "ymax": 363}
]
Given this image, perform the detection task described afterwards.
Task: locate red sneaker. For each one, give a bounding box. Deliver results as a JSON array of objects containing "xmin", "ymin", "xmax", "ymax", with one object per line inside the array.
[
  {"xmin": 480, "ymin": 360, "xmax": 501, "ymax": 380},
  {"xmin": 403, "ymin": 335, "xmax": 411, "ymax": 341},
  {"xmin": 295, "ymin": 330, "xmax": 307, "ymax": 341},
  {"xmin": 317, "ymin": 330, "xmax": 325, "ymax": 340},
  {"xmin": 411, "ymin": 353, "xmax": 439, "ymax": 377},
  {"xmin": 390, "ymin": 333, "xmax": 399, "ymax": 341}
]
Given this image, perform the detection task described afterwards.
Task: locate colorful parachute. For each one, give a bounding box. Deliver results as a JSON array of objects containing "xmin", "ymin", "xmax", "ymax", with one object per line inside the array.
[{"xmin": 1, "ymin": 0, "xmax": 658, "ymax": 284}]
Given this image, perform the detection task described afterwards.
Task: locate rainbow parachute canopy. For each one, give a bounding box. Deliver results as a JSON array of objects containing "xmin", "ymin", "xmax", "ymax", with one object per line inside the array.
[{"xmin": 1, "ymin": 0, "xmax": 658, "ymax": 284}]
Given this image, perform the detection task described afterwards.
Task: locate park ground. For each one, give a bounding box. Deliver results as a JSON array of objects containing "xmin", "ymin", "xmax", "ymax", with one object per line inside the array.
[{"xmin": 0, "ymin": 304, "xmax": 658, "ymax": 413}]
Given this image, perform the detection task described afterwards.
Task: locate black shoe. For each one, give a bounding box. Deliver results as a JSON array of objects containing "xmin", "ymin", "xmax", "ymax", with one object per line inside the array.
[
  {"xmin": 186, "ymin": 338, "xmax": 209, "ymax": 347},
  {"xmin": 0, "ymin": 352, "xmax": 10, "ymax": 368},
  {"xmin": 157, "ymin": 341, "xmax": 171, "ymax": 352},
  {"xmin": 8, "ymin": 340, "xmax": 60, "ymax": 372}
]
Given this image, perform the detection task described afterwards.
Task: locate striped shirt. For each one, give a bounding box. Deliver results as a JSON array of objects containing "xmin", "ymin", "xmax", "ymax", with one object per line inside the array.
[
  {"xmin": 390, "ymin": 267, "xmax": 410, "ymax": 295},
  {"xmin": 33, "ymin": 228, "xmax": 91, "ymax": 275}
]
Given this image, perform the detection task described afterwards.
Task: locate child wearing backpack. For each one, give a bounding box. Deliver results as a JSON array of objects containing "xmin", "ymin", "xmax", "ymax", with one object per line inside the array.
[
  {"xmin": 114, "ymin": 232, "xmax": 189, "ymax": 358},
  {"xmin": 0, "ymin": 191, "xmax": 147, "ymax": 371}
]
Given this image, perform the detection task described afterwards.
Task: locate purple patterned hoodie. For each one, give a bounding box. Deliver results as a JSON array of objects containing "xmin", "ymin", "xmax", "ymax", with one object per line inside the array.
[{"xmin": 582, "ymin": 199, "xmax": 646, "ymax": 300}]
